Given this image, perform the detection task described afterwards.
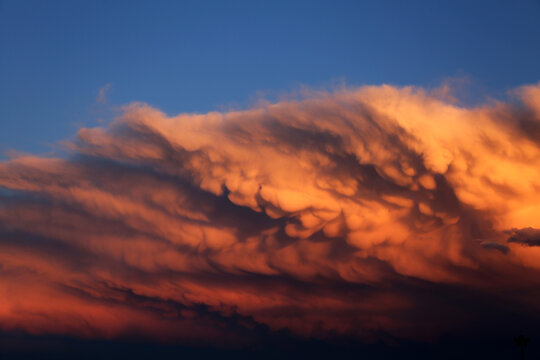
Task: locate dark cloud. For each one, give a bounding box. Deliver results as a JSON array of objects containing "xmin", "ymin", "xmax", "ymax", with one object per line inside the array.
[
  {"xmin": 507, "ymin": 227, "xmax": 540, "ymax": 247},
  {"xmin": 480, "ymin": 241, "xmax": 510, "ymax": 254}
]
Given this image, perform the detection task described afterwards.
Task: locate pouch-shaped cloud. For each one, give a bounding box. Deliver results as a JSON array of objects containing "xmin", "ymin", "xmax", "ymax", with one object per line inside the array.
[{"xmin": 1, "ymin": 83, "xmax": 540, "ymax": 344}]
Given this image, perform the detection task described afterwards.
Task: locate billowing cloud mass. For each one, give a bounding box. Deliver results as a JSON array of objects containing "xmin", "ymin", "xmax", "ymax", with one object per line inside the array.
[{"xmin": 1, "ymin": 83, "xmax": 540, "ymax": 345}]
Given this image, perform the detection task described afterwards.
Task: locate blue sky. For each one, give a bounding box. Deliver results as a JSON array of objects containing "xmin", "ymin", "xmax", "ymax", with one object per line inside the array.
[{"xmin": 1, "ymin": 0, "xmax": 540, "ymax": 154}]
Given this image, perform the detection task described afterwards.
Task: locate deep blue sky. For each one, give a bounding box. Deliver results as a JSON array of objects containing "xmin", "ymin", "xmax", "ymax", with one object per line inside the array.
[{"xmin": 1, "ymin": 0, "xmax": 540, "ymax": 154}]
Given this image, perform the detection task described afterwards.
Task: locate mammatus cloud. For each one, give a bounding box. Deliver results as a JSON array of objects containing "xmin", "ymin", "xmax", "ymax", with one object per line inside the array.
[{"xmin": 1, "ymin": 83, "xmax": 540, "ymax": 345}]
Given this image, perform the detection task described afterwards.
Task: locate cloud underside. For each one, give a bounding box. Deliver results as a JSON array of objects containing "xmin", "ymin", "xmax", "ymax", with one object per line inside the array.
[{"xmin": 1, "ymin": 83, "xmax": 540, "ymax": 344}]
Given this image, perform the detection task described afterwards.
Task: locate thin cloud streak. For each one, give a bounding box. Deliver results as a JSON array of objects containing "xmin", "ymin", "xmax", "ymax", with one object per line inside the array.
[
  {"xmin": 97, "ymin": 83, "xmax": 112, "ymax": 104},
  {"xmin": 1, "ymin": 82, "xmax": 540, "ymax": 344}
]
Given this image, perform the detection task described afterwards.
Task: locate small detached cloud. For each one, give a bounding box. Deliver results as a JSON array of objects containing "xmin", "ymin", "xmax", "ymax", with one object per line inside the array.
[
  {"xmin": 480, "ymin": 241, "xmax": 510, "ymax": 254},
  {"xmin": 97, "ymin": 83, "xmax": 112, "ymax": 104},
  {"xmin": 507, "ymin": 227, "xmax": 540, "ymax": 246}
]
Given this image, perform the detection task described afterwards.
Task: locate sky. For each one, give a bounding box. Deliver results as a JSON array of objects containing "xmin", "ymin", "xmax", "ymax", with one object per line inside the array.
[
  {"xmin": 1, "ymin": 1, "xmax": 540, "ymax": 359},
  {"xmin": 2, "ymin": 0, "xmax": 540, "ymax": 154}
]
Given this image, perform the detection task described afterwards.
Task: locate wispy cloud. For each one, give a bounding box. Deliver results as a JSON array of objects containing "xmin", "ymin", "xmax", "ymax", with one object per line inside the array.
[
  {"xmin": 1, "ymin": 82, "xmax": 540, "ymax": 344},
  {"xmin": 97, "ymin": 83, "xmax": 112, "ymax": 104}
]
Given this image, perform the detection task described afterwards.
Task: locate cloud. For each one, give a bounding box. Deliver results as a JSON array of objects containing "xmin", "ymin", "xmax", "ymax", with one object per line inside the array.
[
  {"xmin": 1, "ymin": 82, "xmax": 540, "ymax": 345},
  {"xmin": 507, "ymin": 227, "xmax": 540, "ymax": 246},
  {"xmin": 97, "ymin": 83, "xmax": 112, "ymax": 104},
  {"xmin": 480, "ymin": 241, "xmax": 510, "ymax": 254}
]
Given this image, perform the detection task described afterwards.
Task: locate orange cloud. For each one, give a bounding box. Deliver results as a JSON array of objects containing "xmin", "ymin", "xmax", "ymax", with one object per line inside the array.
[{"xmin": 1, "ymin": 82, "xmax": 540, "ymax": 344}]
